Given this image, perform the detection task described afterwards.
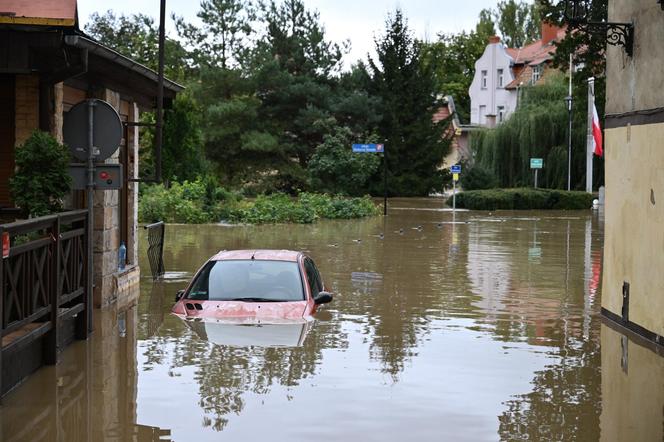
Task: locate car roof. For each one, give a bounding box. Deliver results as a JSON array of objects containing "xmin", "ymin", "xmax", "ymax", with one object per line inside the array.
[{"xmin": 210, "ymin": 249, "xmax": 302, "ymax": 262}]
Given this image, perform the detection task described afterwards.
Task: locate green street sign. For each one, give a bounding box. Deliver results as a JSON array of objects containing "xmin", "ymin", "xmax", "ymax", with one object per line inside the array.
[{"xmin": 530, "ymin": 158, "xmax": 543, "ymax": 169}]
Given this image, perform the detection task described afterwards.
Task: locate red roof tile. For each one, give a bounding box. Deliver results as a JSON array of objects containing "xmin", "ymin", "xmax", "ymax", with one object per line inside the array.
[{"xmin": 506, "ymin": 27, "xmax": 566, "ymax": 66}]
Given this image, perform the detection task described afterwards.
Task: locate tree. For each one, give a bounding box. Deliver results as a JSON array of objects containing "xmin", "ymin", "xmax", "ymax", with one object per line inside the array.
[
  {"xmin": 173, "ymin": 0, "xmax": 255, "ymax": 69},
  {"xmin": 369, "ymin": 10, "xmax": 451, "ymax": 196},
  {"xmin": 422, "ymin": 13, "xmax": 496, "ymax": 122},
  {"xmin": 308, "ymin": 127, "xmax": 381, "ymax": 195},
  {"xmin": 495, "ymin": 0, "xmax": 541, "ymax": 48},
  {"xmin": 539, "ymin": 0, "xmax": 607, "ymax": 189},
  {"xmin": 141, "ymin": 94, "xmax": 207, "ymax": 183},
  {"xmin": 85, "ymin": 11, "xmax": 191, "ymax": 82},
  {"xmin": 242, "ymin": 0, "xmax": 345, "ymax": 191},
  {"xmin": 10, "ymin": 131, "xmax": 72, "ymax": 217}
]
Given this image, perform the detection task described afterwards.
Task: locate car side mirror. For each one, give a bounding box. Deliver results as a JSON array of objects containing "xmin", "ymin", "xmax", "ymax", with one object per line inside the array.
[
  {"xmin": 314, "ymin": 291, "xmax": 333, "ymax": 305},
  {"xmin": 175, "ymin": 289, "xmax": 185, "ymax": 302}
]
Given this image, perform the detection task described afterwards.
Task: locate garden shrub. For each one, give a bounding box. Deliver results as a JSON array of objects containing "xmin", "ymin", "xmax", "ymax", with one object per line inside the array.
[
  {"xmin": 451, "ymin": 188, "xmax": 593, "ymax": 210},
  {"xmin": 10, "ymin": 131, "xmax": 72, "ymax": 217},
  {"xmin": 460, "ymin": 163, "xmax": 498, "ymax": 190}
]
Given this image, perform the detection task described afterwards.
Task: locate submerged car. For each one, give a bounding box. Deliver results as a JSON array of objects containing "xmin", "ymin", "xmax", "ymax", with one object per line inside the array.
[{"xmin": 172, "ymin": 250, "xmax": 333, "ymax": 320}]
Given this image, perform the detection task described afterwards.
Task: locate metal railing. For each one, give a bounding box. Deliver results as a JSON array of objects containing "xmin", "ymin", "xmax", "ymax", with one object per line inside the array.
[{"xmin": 144, "ymin": 221, "xmax": 165, "ymax": 280}]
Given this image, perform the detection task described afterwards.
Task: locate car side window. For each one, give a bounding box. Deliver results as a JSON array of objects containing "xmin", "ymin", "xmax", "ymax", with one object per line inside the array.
[
  {"xmin": 304, "ymin": 258, "xmax": 323, "ymax": 297},
  {"xmin": 187, "ymin": 262, "xmax": 212, "ymax": 300}
]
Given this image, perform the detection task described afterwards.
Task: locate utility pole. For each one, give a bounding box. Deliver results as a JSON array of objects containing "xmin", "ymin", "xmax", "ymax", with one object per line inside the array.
[{"xmin": 155, "ymin": 0, "xmax": 166, "ymax": 182}]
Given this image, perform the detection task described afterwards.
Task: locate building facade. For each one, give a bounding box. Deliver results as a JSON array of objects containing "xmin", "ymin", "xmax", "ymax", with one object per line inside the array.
[
  {"xmin": 469, "ymin": 36, "xmax": 517, "ymax": 127},
  {"xmin": 469, "ymin": 24, "xmax": 565, "ymax": 128},
  {"xmin": 602, "ymin": 0, "xmax": 664, "ymax": 346},
  {"xmin": 0, "ymin": 1, "xmax": 182, "ymax": 309}
]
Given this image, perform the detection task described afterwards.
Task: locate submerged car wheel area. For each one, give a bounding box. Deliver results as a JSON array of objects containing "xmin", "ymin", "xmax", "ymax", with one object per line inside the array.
[{"xmin": 172, "ymin": 250, "xmax": 333, "ymax": 322}]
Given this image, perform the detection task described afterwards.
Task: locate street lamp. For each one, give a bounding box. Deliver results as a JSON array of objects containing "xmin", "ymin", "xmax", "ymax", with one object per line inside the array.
[{"xmin": 565, "ymin": 95, "xmax": 573, "ymax": 191}]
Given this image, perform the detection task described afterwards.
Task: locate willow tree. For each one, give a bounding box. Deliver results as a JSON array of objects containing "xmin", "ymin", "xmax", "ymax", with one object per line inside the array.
[{"xmin": 472, "ymin": 74, "xmax": 585, "ymax": 189}]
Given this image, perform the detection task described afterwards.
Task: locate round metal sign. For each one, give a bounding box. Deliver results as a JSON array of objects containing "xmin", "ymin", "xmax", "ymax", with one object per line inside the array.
[{"xmin": 63, "ymin": 99, "xmax": 123, "ymax": 162}]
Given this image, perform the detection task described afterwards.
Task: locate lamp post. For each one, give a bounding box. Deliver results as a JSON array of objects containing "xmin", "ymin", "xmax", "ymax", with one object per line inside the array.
[{"xmin": 565, "ymin": 95, "xmax": 573, "ymax": 191}]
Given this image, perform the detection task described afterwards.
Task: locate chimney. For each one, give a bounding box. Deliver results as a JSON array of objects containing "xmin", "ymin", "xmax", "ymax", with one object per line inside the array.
[
  {"xmin": 541, "ymin": 22, "xmax": 562, "ymax": 46},
  {"xmin": 488, "ymin": 35, "xmax": 501, "ymax": 44}
]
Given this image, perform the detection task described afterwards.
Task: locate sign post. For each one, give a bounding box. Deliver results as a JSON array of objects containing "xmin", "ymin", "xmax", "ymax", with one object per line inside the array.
[
  {"xmin": 530, "ymin": 158, "xmax": 543, "ymax": 188},
  {"xmin": 450, "ymin": 164, "xmax": 461, "ymax": 212},
  {"xmin": 352, "ymin": 144, "xmax": 387, "ymax": 215},
  {"xmin": 64, "ymin": 98, "xmax": 123, "ymax": 334}
]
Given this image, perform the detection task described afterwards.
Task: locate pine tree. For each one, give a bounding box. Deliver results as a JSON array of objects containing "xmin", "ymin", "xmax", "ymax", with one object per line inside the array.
[{"xmin": 369, "ymin": 10, "xmax": 451, "ymax": 196}]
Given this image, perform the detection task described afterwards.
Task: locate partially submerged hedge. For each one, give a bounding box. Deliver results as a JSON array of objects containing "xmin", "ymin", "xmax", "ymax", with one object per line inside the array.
[
  {"xmin": 449, "ymin": 188, "xmax": 594, "ymax": 210},
  {"xmin": 228, "ymin": 193, "xmax": 379, "ymax": 224},
  {"xmin": 139, "ymin": 179, "xmax": 379, "ymax": 224}
]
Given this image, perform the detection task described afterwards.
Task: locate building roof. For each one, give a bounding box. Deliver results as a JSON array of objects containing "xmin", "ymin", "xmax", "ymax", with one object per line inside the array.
[
  {"xmin": 0, "ymin": 0, "xmax": 76, "ymax": 26},
  {"xmin": 504, "ymin": 26, "xmax": 566, "ymax": 90},
  {"xmin": 0, "ymin": 0, "xmax": 183, "ymax": 97},
  {"xmin": 505, "ymin": 27, "xmax": 566, "ymax": 66}
]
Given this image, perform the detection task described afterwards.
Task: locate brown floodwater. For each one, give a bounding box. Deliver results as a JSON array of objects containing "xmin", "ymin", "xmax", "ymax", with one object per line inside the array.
[{"xmin": 2, "ymin": 198, "xmax": 663, "ymax": 441}]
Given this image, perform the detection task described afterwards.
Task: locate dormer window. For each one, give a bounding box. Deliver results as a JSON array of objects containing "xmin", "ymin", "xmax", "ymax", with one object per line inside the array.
[
  {"xmin": 481, "ymin": 70, "xmax": 488, "ymax": 89},
  {"xmin": 532, "ymin": 65, "xmax": 543, "ymax": 84}
]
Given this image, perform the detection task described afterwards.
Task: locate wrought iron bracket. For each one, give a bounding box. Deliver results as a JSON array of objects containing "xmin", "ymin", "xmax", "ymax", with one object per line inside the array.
[
  {"xmin": 579, "ymin": 21, "xmax": 634, "ymax": 57},
  {"xmin": 564, "ymin": 0, "xmax": 636, "ymax": 57}
]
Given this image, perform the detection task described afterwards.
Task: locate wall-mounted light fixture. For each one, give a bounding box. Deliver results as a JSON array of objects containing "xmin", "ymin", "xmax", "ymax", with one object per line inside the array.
[{"xmin": 563, "ymin": 0, "xmax": 634, "ymax": 56}]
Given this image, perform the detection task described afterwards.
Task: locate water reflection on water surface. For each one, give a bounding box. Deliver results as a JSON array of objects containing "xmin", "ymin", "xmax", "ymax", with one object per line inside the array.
[{"xmin": 2, "ymin": 198, "xmax": 663, "ymax": 441}]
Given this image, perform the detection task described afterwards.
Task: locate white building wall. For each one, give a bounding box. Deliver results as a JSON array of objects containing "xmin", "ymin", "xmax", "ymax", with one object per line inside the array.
[{"xmin": 469, "ymin": 41, "xmax": 518, "ymax": 127}]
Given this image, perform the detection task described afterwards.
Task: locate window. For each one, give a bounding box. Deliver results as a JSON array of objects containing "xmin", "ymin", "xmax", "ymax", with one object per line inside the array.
[
  {"xmin": 532, "ymin": 65, "xmax": 543, "ymax": 84},
  {"xmin": 497, "ymin": 69, "xmax": 504, "ymax": 88},
  {"xmin": 497, "ymin": 106, "xmax": 505, "ymax": 123},
  {"xmin": 481, "ymin": 70, "xmax": 488, "ymax": 89},
  {"xmin": 186, "ymin": 260, "xmax": 305, "ymax": 301},
  {"xmin": 304, "ymin": 258, "xmax": 323, "ymax": 297},
  {"xmin": 479, "ymin": 105, "xmax": 487, "ymax": 124}
]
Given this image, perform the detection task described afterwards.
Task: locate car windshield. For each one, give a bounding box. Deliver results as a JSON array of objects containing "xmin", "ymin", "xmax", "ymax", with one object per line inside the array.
[{"xmin": 186, "ymin": 259, "xmax": 304, "ymax": 302}]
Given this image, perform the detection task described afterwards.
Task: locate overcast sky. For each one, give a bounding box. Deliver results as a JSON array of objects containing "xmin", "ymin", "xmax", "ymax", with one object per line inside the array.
[{"xmin": 77, "ymin": 0, "xmax": 504, "ymax": 68}]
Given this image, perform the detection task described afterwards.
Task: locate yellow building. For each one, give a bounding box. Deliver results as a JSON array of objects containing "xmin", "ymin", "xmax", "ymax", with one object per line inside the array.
[{"xmin": 602, "ymin": 0, "xmax": 664, "ymax": 346}]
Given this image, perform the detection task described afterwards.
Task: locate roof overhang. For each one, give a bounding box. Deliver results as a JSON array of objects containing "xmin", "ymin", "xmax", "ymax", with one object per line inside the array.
[{"xmin": 64, "ymin": 35, "xmax": 184, "ymax": 95}]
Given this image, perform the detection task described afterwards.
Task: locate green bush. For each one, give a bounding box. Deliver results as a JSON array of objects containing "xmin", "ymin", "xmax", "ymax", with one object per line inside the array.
[
  {"xmin": 229, "ymin": 193, "xmax": 379, "ymax": 225},
  {"xmin": 460, "ymin": 163, "xmax": 498, "ymax": 190},
  {"xmin": 450, "ymin": 188, "xmax": 594, "ymax": 210},
  {"xmin": 10, "ymin": 131, "xmax": 72, "ymax": 217},
  {"xmin": 139, "ymin": 177, "xmax": 242, "ymax": 223},
  {"xmin": 139, "ymin": 182, "xmax": 379, "ymax": 225}
]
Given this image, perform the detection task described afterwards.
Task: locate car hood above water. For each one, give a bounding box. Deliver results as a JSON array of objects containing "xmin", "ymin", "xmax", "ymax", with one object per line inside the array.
[{"xmin": 172, "ymin": 300, "xmax": 309, "ymax": 320}]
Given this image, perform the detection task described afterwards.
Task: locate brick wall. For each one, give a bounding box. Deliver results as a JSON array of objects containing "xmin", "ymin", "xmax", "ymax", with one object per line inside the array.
[{"xmin": 14, "ymin": 74, "xmax": 39, "ymax": 145}]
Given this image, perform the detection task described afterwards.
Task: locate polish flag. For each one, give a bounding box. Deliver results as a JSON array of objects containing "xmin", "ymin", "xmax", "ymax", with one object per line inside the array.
[{"xmin": 592, "ymin": 103, "xmax": 603, "ymax": 157}]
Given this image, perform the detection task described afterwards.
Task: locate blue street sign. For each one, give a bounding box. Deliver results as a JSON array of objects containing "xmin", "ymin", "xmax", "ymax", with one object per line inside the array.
[
  {"xmin": 450, "ymin": 164, "xmax": 462, "ymax": 173},
  {"xmin": 352, "ymin": 143, "xmax": 384, "ymax": 153}
]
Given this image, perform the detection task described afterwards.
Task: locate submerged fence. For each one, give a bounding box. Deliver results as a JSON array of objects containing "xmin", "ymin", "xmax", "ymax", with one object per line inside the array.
[
  {"xmin": 0, "ymin": 210, "xmax": 90, "ymax": 396},
  {"xmin": 144, "ymin": 221, "xmax": 165, "ymax": 280}
]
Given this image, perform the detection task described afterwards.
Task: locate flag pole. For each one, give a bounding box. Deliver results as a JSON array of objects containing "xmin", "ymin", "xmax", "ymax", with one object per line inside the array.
[
  {"xmin": 586, "ymin": 77, "xmax": 595, "ymax": 193},
  {"xmin": 566, "ymin": 53, "xmax": 573, "ymax": 191}
]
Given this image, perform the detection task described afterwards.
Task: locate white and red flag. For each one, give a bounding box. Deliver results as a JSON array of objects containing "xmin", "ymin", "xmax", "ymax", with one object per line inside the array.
[{"xmin": 591, "ymin": 103, "xmax": 603, "ymax": 157}]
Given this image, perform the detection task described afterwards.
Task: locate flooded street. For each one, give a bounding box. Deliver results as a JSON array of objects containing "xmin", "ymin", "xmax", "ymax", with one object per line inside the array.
[{"xmin": 2, "ymin": 199, "xmax": 663, "ymax": 441}]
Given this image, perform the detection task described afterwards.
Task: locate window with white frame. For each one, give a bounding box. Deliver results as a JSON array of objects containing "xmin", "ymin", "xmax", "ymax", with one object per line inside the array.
[
  {"xmin": 497, "ymin": 69, "xmax": 504, "ymax": 88},
  {"xmin": 479, "ymin": 105, "xmax": 487, "ymax": 124},
  {"xmin": 497, "ymin": 106, "xmax": 505, "ymax": 123},
  {"xmin": 481, "ymin": 70, "xmax": 488, "ymax": 89},
  {"xmin": 532, "ymin": 65, "xmax": 543, "ymax": 84}
]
